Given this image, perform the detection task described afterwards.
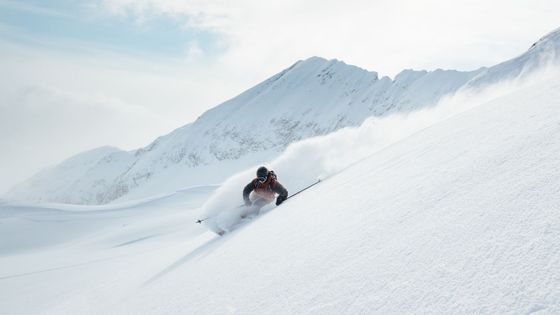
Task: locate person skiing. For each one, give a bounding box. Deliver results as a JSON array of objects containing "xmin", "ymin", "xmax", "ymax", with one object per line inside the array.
[{"xmin": 242, "ymin": 166, "xmax": 288, "ymax": 214}]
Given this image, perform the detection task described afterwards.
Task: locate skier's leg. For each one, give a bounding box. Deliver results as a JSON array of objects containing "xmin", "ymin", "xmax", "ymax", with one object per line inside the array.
[
  {"xmin": 251, "ymin": 198, "xmax": 274, "ymax": 216},
  {"xmin": 241, "ymin": 200, "xmax": 259, "ymax": 218},
  {"xmin": 240, "ymin": 198, "xmax": 268, "ymax": 218},
  {"xmin": 253, "ymin": 198, "xmax": 269, "ymax": 209}
]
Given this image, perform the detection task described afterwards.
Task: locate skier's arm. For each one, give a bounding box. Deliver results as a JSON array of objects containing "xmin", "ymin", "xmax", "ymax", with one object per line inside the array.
[
  {"xmin": 273, "ymin": 182, "xmax": 288, "ymax": 206},
  {"xmin": 273, "ymin": 182, "xmax": 288, "ymax": 199},
  {"xmin": 243, "ymin": 181, "xmax": 255, "ymax": 205}
]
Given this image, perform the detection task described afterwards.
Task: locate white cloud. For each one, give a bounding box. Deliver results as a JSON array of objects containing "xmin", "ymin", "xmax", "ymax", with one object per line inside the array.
[
  {"xmin": 100, "ymin": 0, "xmax": 560, "ymax": 78},
  {"xmin": 0, "ymin": 40, "xmax": 246, "ymax": 193},
  {"xmin": 1, "ymin": 0, "xmax": 559, "ymax": 194}
]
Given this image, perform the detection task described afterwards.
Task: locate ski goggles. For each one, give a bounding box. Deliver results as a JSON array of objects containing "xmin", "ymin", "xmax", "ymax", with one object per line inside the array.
[{"xmin": 257, "ymin": 176, "xmax": 267, "ymax": 182}]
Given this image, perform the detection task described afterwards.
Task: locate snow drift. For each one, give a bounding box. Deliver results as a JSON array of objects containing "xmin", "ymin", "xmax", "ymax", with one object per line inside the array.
[
  {"xmin": 8, "ymin": 56, "xmax": 484, "ymax": 204},
  {"xmin": 115, "ymin": 65, "xmax": 560, "ymax": 315},
  {"xmin": 2, "ymin": 27, "xmax": 560, "ymax": 315},
  {"xmin": 200, "ymin": 64, "xmax": 558, "ymax": 233},
  {"xmin": 2, "ymin": 60, "xmax": 557, "ymax": 315},
  {"xmin": 10, "ymin": 27, "xmax": 560, "ymax": 205}
]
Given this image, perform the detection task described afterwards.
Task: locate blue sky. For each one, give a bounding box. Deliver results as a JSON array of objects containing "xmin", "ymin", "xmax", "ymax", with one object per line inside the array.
[
  {"xmin": 0, "ymin": 0, "xmax": 222, "ymax": 57},
  {"xmin": 1, "ymin": 0, "xmax": 559, "ymax": 194}
]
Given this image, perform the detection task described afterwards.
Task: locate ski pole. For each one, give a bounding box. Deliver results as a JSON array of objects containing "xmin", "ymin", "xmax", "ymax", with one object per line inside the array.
[
  {"xmin": 286, "ymin": 179, "xmax": 321, "ymax": 200},
  {"xmin": 196, "ymin": 179, "xmax": 321, "ymax": 223},
  {"xmin": 196, "ymin": 204, "xmax": 244, "ymax": 224}
]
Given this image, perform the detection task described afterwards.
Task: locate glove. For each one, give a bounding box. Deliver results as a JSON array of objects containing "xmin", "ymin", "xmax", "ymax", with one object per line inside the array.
[
  {"xmin": 244, "ymin": 200, "xmax": 252, "ymax": 207},
  {"xmin": 276, "ymin": 195, "xmax": 287, "ymax": 206}
]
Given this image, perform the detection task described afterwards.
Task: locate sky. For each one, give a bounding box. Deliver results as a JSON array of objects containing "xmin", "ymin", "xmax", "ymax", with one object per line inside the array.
[{"xmin": 0, "ymin": 0, "xmax": 559, "ymax": 194}]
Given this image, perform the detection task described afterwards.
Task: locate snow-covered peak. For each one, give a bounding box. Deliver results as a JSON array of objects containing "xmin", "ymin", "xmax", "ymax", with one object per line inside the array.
[
  {"xmin": 3, "ymin": 62, "xmax": 560, "ymax": 314},
  {"xmin": 465, "ymin": 27, "xmax": 560, "ymax": 89},
  {"xmin": 301, "ymin": 56, "xmax": 379, "ymax": 79},
  {"xmin": 8, "ymin": 146, "xmax": 135, "ymax": 204},
  {"xmin": 9, "ymin": 27, "xmax": 560, "ymax": 205},
  {"xmin": 394, "ymin": 69, "xmax": 428, "ymax": 83},
  {"xmin": 530, "ymin": 26, "xmax": 560, "ymax": 50},
  {"xmin": 57, "ymin": 146, "xmax": 124, "ymax": 170},
  {"xmin": 1, "ymin": 58, "xmax": 484, "ymax": 204}
]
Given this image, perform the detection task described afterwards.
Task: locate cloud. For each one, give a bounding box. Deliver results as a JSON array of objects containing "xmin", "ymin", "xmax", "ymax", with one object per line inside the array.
[
  {"xmin": 2, "ymin": 0, "xmax": 559, "ymax": 196},
  {"xmin": 0, "ymin": 74, "xmax": 164, "ymax": 194},
  {"xmin": 0, "ymin": 0, "xmax": 73, "ymax": 18},
  {"xmin": 99, "ymin": 0, "xmax": 560, "ymax": 78},
  {"xmin": 0, "ymin": 39, "xmax": 246, "ymax": 194}
]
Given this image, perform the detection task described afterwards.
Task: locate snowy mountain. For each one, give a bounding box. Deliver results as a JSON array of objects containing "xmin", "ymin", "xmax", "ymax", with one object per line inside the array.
[
  {"xmin": 1, "ymin": 54, "xmax": 559, "ymax": 314},
  {"xmin": 466, "ymin": 27, "xmax": 560, "ymax": 88},
  {"xmin": 7, "ymin": 28, "xmax": 560, "ymax": 205},
  {"xmin": 10, "ymin": 146, "xmax": 136, "ymax": 204}
]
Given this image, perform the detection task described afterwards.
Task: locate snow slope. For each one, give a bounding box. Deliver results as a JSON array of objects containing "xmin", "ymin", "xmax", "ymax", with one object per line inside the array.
[
  {"xmin": 12, "ymin": 28, "xmax": 560, "ymax": 206},
  {"xmin": 0, "ymin": 185, "xmax": 216, "ymax": 314},
  {"xmin": 7, "ymin": 146, "xmax": 136, "ymax": 204},
  {"xmin": 10, "ymin": 27, "xmax": 560, "ymax": 205},
  {"xmin": 7, "ymin": 59, "xmax": 483, "ymax": 204},
  {"xmin": 1, "ymin": 64, "xmax": 559, "ymax": 314},
  {"xmin": 466, "ymin": 27, "xmax": 560, "ymax": 89}
]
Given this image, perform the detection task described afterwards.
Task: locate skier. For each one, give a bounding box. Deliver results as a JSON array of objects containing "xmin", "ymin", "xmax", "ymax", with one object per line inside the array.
[{"xmin": 242, "ymin": 166, "xmax": 288, "ymax": 215}]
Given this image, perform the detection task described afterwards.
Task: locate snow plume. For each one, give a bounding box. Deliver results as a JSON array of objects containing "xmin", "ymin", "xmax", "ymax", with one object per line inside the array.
[{"xmin": 200, "ymin": 66, "xmax": 560, "ymax": 232}]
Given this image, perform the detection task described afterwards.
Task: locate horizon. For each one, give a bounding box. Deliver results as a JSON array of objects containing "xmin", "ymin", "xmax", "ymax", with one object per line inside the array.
[{"xmin": 1, "ymin": 0, "xmax": 560, "ymax": 194}]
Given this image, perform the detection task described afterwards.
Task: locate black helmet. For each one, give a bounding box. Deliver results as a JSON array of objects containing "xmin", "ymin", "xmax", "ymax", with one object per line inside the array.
[{"xmin": 256, "ymin": 166, "xmax": 268, "ymax": 181}]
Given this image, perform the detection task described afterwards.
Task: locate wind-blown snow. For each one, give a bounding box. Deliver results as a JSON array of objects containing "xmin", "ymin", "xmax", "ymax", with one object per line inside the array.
[
  {"xmin": 10, "ymin": 27, "xmax": 560, "ymax": 205},
  {"xmin": 200, "ymin": 65, "xmax": 552, "ymax": 233},
  {"xmin": 7, "ymin": 58, "xmax": 483, "ymax": 204},
  {"xmin": 1, "ymin": 65, "xmax": 559, "ymax": 314},
  {"xmin": 3, "ymin": 27, "xmax": 560, "ymax": 315},
  {"xmin": 465, "ymin": 26, "xmax": 560, "ymax": 89}
]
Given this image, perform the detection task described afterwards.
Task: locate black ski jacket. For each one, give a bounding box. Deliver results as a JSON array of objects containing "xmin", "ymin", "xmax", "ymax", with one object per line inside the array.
[{"xmin": 243, "ymin": 172, "xmax": 288, "ymax": 204}]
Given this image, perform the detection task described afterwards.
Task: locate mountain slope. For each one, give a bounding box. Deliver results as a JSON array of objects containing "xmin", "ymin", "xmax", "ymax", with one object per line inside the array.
[
  {"xmin": 7, "ymin": 58, "xmax": 482, "ymax": 204},
  {"xmin": 9, "ymin": 146, "xmax": 136, "ymax": 204},
  {"xmin": 466, "ymin": 26, "xmax": 560, "ymax": 88},
  {"xmin": 8, "ymin": 27, "xmax": 560, "ymax": 205},
  {"xmin": 90, "ymin": 69, "xmax": 560, "ymax": 314},
  {"xmin": 1, "ymin": 65, "xmax": 559, "ymax": 314}
]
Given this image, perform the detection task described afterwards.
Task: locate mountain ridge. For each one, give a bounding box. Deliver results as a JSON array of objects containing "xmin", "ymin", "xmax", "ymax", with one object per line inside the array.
[{"xmin": 7, "ymin": 27, "xmax": 560, "ymax": 204}]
